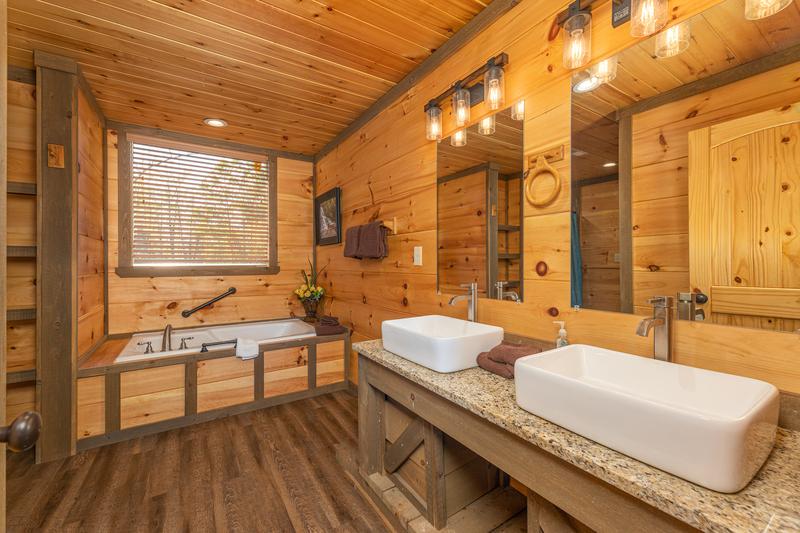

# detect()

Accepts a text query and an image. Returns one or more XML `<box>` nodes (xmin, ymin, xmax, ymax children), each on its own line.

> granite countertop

<box><xmin>354</xmin><ymin>339</ymin><xmax>800</xmax><ymax>533</ymax></box>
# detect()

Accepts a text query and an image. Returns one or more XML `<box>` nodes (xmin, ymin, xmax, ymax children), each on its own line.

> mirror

<box><xmin>571</xmin><ymin>0</ymin><xmax>800</xmax><ymax>332</ymax></box>
<box><xmin>437</xmin><ymin>107</ymin><xmax>524</xmax><ymax>300</ymax></box>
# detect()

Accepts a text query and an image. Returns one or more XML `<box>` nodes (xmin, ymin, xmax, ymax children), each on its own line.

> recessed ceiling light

<box><xmin>572</xmin><ymin>74</ymin><xmax>601</xmax><ymax>94</ymax></box>
<box><xmin>203</xmin><ymin>118</ymin><xmax>228</xmax><ymax>128</ymax></box>
<box><xmin>603</xmin><ymin>162</ymin><xmax>618</xmax><ymax>168</ymax></box>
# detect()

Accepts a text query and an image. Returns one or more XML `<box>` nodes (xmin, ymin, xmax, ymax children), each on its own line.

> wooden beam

<box><xmin>184</xmin><ymin>360</ymin><xmax>197</xmax><ymax>416</ymax></box>
<box><xmin>1</xmin><ymin>0</ymin><xmax>8</xmax><ymax>519</ymax></box>
<box><xmin>7</xmin><ymin>308</ymin><xmax>35</xmax><ymax>322</ymax></box>
<box><xmin>7</xmin><ymin>181</ymin><xmax>36</xmax><ymax>195</ymax></box>
<box><xmin>35</xmin><ymin>55</ymin><xmax>79</xmax><ymax>462</ymax></box>
<box><xmin>7</xmin><ymin>246</ymin><xmax>36</xmax><ymax>258</ymax></box>
<box><xmin>358</xmin><ymin>358</ymin><xmax>385</xmax><ymax>476</ymax></box>
<box><xmin>33</xmin><ymin>50</ymin><xmax>77</xmax><ymax>74</ymax></box>
<box><xmin>314</xmin><ymin>0</ymin><xmax>522</xmax><ymax>161</ymax></box>
<box><xmin>618</xmin><ymin>114</ymin><xmax>633</xmax><ymax>313</ymax></box>
<box><xmin>8</xmin><ymin>64</ymin><xmax>34</xmax><ymax>85</ymax></box>
<box><xmin>253</xmin><ymin>353</ymin><xmax>264</xmax><ymax>400</ymax></box>
<box><xmin>307</xmin><ymin>343</ymin><xmax>317</xmax><ymax>390</ymax></box>
<box><xmin>7</xmin><ymin>370</ymin><xmax>36</xmax><ymax>385</ymax></box>
<box><xmin>383</xmin><ymin>417</ymin><xmax>424</xmax><ymax>473</ymax></box>
<box><xmin>423</xmin><ymin>421</ymin><xmax>446</xmax><ymax>528</ymax></box>
<box><xmin>104</xmin><ymin>372</ymin><xmax>120</xmax><ymax>433</ymax></box>
<box><xmin>76</xmin><ymin>67</ymin><xmax>106</xmax><ymax>129</ymax></box>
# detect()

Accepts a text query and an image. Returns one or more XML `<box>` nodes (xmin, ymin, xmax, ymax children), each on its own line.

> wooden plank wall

<box><xmin>76</xmin><ymin>87</ymin><xmax>105</xmax><ymax>357</ymax></box>
<box><xmin>580</xmin><ymin>180</ymin><xmax>620</xmax><ymax>312</ymax></box>
<box><xmin>106</xmin><ymin>134</ymin><xmax>314</xmax><ymax>333</ymax></box>
<box><xmin>316</xmin><ymin>0</ymin><xmax>800</xmax><ymax>395</ymax></box>
<box><xmin>630</xmin><ymin>60</ymin><xmax>800</xmax><ymax>316</ymax></box>
<box><xmin>5</xmin><ymin>77</ymin><xmax>36</xmax><ymax>423</ymax></box>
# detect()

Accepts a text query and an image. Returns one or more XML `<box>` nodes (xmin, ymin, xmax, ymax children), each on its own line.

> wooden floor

<box><xmin>7</xmin><ymin>391</ymin><xmax>391</xmax><ymax>532</ymax></box>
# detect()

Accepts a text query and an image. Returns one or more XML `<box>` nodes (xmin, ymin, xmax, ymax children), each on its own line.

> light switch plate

<box><xmin>413</xmin><ymin>246</ymin><xmax>423</xmax><ymax>266</ymax></box>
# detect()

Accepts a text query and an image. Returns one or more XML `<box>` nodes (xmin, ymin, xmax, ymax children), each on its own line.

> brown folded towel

<box><xmin>486</xmin><ymin>342</ymin><xmax>542</xmax><ymax>366</ymax></box>
<box><xmin>355</xmin><ymin>221</ymin><xmax>389</xmax><ymax>259</ymax></box>
<box><xmin>315</xmin><ymin>315</ymin><xmax>346</xmax><ymax>336</ymax></box>
<box><xmin>344</xmin><ymin>226</ymin><xmax>362</xmax><ymax>258</ymax></box>
<box><xmin>318</xmin><ymin>315</ymin><xmax>340</xmax><ymax>326</ymax></box>
<box><xmin>477</xmin><ymin>352</ymin><xmax>514</xmax><ymax>379</ymax></box>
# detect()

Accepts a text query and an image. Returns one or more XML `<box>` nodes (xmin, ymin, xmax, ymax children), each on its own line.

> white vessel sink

<box><xmin>382</xmin><ymin>315</ymin><xmax>503</xmax><ymax>373</ymax></box>
<box><xmin>514</xmin><ymin>344</ymin><xmax>779</xmax><ymax>493</ymax></box>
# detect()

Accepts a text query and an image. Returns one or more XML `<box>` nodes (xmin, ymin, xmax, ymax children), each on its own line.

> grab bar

<box><xmin>182</xmin><ymin>287</ymin><xmax>237</xmax><ymax>318</ymax></box>
<box><xmin>200</xmin><ymin>339</ymin><xmax>238</xmax><ymax>353</ymax></box>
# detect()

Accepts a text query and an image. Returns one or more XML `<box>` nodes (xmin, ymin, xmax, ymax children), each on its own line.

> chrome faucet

<box><xmin>449</xmin><ymin>283</ymin><xmax>478</xmax><ymax>322</ymax></box>
<box><xmin>494</xmin><ymin>281</ymin><xmax>520</xmax><ymax>302</ymax></box>
<box><xmin>636</xmin><ymin>296</ymin><xmax>673</xmax><ymax>362</ymax></box>
<box><xmin>161</xmin><ymin>324</ymin><xmax>173</xmax><ymax>352</ymax></box>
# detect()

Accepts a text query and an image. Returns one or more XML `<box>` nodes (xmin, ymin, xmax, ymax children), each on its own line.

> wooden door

<box><xmin>688</xmin><ymin>104</ymin><xmax>800</xmax><ymax>331</ymax></box>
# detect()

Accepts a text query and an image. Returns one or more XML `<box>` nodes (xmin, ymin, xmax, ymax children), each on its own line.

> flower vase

<box><xmin>301</xmin><ymin>299</ymin><xmax>321</xmax><ymax>322</ymax></box>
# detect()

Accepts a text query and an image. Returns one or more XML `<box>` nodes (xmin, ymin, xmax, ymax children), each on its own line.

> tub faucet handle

<box><xmin>179</xmin><ymin>336</ymin><xmax>194</xmax><ymax>350</ymax></box>
<box><xmin>137</xmin><ymin>341</ymin><xmax>154</xmax><ymax>354</ymax></box>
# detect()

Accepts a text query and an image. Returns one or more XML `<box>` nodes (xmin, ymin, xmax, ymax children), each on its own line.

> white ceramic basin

<box><xmin>515</xmin><ymin>344</ymin><xmax>779</xmax><ymax>493</ymax></box>
<box><xmin>382</xmin><ymin>315</ymin><xmax>503</xmax><ymax>373</ymax></box>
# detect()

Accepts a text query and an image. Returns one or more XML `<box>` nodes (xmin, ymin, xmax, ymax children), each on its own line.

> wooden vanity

<box><xmin>355</xmin><ymin>341</ymin><xmax>800</xmax><ymax>533</ymax></box>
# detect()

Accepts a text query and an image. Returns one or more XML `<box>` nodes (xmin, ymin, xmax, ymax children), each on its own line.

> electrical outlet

<box><xmin>413</xmin><ymin>246</ymin><xmax>423</xmax><ymax>266</ymax></box>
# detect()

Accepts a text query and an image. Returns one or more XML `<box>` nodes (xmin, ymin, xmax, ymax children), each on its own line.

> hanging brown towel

<box><xmin>355</xmin><ymin>221</ymin><xmax>389</xmax><ymax>259</ymax></box>
<box><xmin>344</xmin><ymin>225</ymin><xmax>362</xmax><ymax>258</ymax></box>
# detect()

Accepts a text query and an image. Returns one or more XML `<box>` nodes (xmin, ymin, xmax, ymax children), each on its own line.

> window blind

<box><xmin>130</xmin><ymin>140</ymin><xmax>271</xmax><ymax>267</ymax></box>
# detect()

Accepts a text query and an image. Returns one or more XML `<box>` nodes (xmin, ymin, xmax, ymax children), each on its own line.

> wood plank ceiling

<box><xmin>7</xmin><ymin>0</ymin><xmax>489</xmax><ymax>155</ymax></box>
<box><xmin>572</xmin><ymin>0</ymin><xmax>800</xmax><ymax>181</ymax></box>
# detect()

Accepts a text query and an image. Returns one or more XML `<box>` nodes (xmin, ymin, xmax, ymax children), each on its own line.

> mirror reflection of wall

<box><xmin>437</xmin><ymin>107</ymin><xmax>524</xmax><ymax>300</ymax></box>
<box><xmin>570</xmin><ymin>0</ymin><xmax>800</xmax><ymax>333</ymax></box>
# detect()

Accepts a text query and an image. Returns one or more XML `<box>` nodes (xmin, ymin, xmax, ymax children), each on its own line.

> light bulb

<box><xmin>563</xmin><ymin>13</ymin><xmax>592</xmax><ymax>70</ymax></box>
<box><xmin>745</xmin><ymin>0</ymin><xmax>791</xmax><ymax>19</ymax></box>
<box><xmin>589</xmin><ymin>56</ymin><xmax>617</xmax><ymax>83</ymax></box>
<box><xmin>425</xmin><ymin>104</ymin><xmax>442</xmax><ymax>141</ymax></box>
<box><xmin>511</xmin><ymin>100</ymin><xmax>525</xmax><ymax>121</ymax></box>
<box><xmin>655</xmin><ymin>22</ymin><xmax>691</xmax><ymax>58</ymax></box>
<box><xmin>453</xmin><ymin>87</ymin><xmax>470</xmax><ymax>127</ymax></box>
<box><xmin>631</xmin><ymin>0</ymin><xmax>668</xmax><ymax>37</ymax></box>
<box><xmin>478</xmin><ymin>115</ymin><xmax>495</xmax><ymax>135</ymax></box>
<box><xmin>484</xmin><ymin>64</ymin><xmax>505</xmax><ymax>111</ymax></box>
<box><xmin>451</xmin><ymin>129</ymin><xmax>467</xmax><ymax>147</ymax></box>
<box><xmin>572</xmin><ymin>72</ymin><xmax>601</xmax><ymax>94</ymax></box>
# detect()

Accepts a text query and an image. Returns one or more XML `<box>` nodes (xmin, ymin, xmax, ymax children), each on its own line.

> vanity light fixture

<box><xmin>484</xmin><ymin>59</ymin><xmax>505</xmax><ymax>111</ymax></box>
<box><xmin>563</xmin><ymin>11</ymin><xmax>592</xmax><ymax>69</ymax></box>
<box><xmin>630</xmin><ymin>0</ymin><xmax>668</xmax><ymax>37</ymax></box>
<box><xmin>425</xmin><ymin>102</ymin><xmax>443</xmax><ymax>141</ymax></box>
<box><xmin>453</xmin><ymin>84</ymin><xmax>471</xmax><ymax>127</ymax></box>
<box><xmin>589</xmin><ymin>56</ymin><xmax>618</xmax><ymax>83</ymax></box>
<box><xmin>655</xmin><ymin>21</ymin><xmax>691</xmax><ymax>58</ymax></box>
<box><xmin>745</xmin><ymin>0</ymin><xmax>792</xmax><ymax>20</ymax></box>
<box><xmin>478</xmin><ymin>115</ymin><xmax>496</xmax><ymax>135</ymax></box>
<box><xmin>511</xmin><ymin>100</ymin><xmax>525</xmax><ymax>121</ymax></box>
<box><xmin>451</xmin><ymin>128</ymin><xmax>467</xmax><ymax>147</ymax></box>
<box><xmin>203</xmin><ymin>117</ymin><xmax>228</xmax><ymax>128</ymax></box>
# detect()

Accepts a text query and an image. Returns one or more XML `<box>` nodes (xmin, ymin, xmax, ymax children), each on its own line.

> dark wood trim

<box><xmin>618</xmin><ymin>115</ymin><xmax>633</xmax><ymax>313</ymax></box>
<box><xmin>574</xmin><ymin>173</ymin><xmax>619</xmax><ymax>188</ymax></box>
<box><xmin>361</xmin><ymin>357</ymin><xmax>696</xmax><ymax>533</ymax></box>
<box><xmin>497</xmin><ymin>224</ymin><xmax>520</xmax><ymax>232</ymax></box>
<box><xmin>7</xmin><ymin>308</ymin><xmax>35</xmax><ymax>321</ymax></box>
<box><xmin>102</xmin><ymin>128</ymin><xmax>109</xmax><ymax>337</ymax></box>
<box><xmin>314</xmin><ymin>0</ymin><xmax>522</xmax><ymax>161</ymax></box>
<box><xmin>7</xmin><ymin>246</ymin><xmax>36</xmax><ymax>258</ymax></box>
<box><xmin>184</xmin><ymin>360</ymin><xmax>197</xmax><ymax>416</ymax></box>
<box><xmin>8</xmin><ymin>64</ymin><xmax>35</xmax><ymax>85</ymax></box>
<box><xmin>619</xmin><ymin>43</ymin><xmax>800</xmax><ymax>118</ymax></box>
<box><xmin>487</xmin><ymin>165</ymin><xmax>499</xmax><ymax>298</ymax></box>
<box><xmin>1</xmin><ymin>7</ymin><xmax>7</xmax><ymax>504</ymax></box>
<box><xmin>7</xmin><ymin>369</ymin><xmax>36</xmax><ymax>384</ymax></box>
<box><xmin>104</xmin><ymin>372</ymin><xmax>120</xmax><ymax>433</ymax></box>
<box><xmin>7</xmin><ymin>181</ymin><xmax>36</xmax><ymax>195</ymax></box>
<box><xmin>36</xmin><ymin>61</ymin><xmax>79</xmax><ymax>462</ymax></box>
<box><xmin>307</xmin><ymin>343</ymin><xmax>317</xmax><ymax>390</ymax></box>
<box><xmin>268</xmin><ymin>152</ymin><xmax>279</xmax><ymax>267</ymax></box>
<box><xmin>253</xmin><ymin>353</ymin><xmax>264</xmax><ymax>400</ymax></box>
<box><xmin>76</xmin><ymin>67</ymin><xmax>106</xmax><ymax>129</ymax></box>
<box><xmin>114</xmin><ymin>265</ymin><xmax>281</xmax><ymax>278</ymax></box>
<box><xmin>33</xmin><ymin>50</ymin><xmax>77</xmax><ymax>74</ymax></box>
<box><xmin>116</xmin><ymin>125</ymin><xmax>132</xmax><ymax>271</ymax></box>
<box><xmin>358</xmin><ymin>358</ymin><xmax>385</xmax><ymax>476</ymax></box>
<box><xmin>383</xmin><ymin>417</ymin><xmax>424</xmax><ymax>473</ymax></box>
<box><xmin>423</xmin><ymin>421</ymin><xmax>446</xmax><ymax>529</ymax></box>
<box><xmin>77</xmin><ymin>381</ymin><xmax>349</xmax><ymax>451</ymax></box>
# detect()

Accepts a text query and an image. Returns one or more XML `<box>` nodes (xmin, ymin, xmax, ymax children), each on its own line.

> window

<box><xmin>116</xmin><ymin>126</ymin><xmax>278</xmax><ymax>277</ymax></box>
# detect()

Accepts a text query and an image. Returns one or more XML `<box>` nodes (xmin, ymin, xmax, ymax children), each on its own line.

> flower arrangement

<box><xmin>294</xmin><ymin>260</ymin><xmax>326</xmax><ymax>320</ymax></box>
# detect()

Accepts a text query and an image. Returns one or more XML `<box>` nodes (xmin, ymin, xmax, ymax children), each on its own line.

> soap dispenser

<box><xmin>553</xmin><ymin>321</ymin><xmax>569</xmax><ymax>348</ymax></box>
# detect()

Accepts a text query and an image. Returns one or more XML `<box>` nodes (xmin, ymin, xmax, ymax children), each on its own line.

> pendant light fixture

<box><xmin>745</xmin><ymin>0</ymin><xmax>792</xmax><ymax>19</ymax></box>
<box><xmin>425</xmin><ymin>102</ymin><xmax>442</xmax><ymax>141</ymax></box>
<box><xmin>563</xmin><ymin>11</ymin><xmax>592</xmax><ymax>69</ymax></box>
<box><xmin>511</xmin><ymin>100</ymin><xmax>525</xmax><ymax>121</ymax></box>
<box><xmin>484</xmin><ymin>59</ymin><xmax>506</xmax><ymax>111</ymax></box>
<box><xmin>589</xmin><ymin>56</ymin><xmax>617</xmax><ymax>84</ymax></box>
<box><xmin>631</xmin><ymin>0</ymin><xmax>668</xmax><ymax>37</ymax></box>
<box><xmin>453</xmin><ymin>84</ymin><xmax>471</xmax><ymax>127</ymax></box>
<box><xmin>451</xmin><ymin>129</ymin><xmax>467</xmax><ymax>147</ymax></box>
<box><xmin>478</xmin><ymin>115</ymin><xmax>496</xmax><ymax>135</ymax></box>
<box><xmin>655</xmin><ymin>22</ymin><xmax>691</xmax><ymax>58</ymax></box>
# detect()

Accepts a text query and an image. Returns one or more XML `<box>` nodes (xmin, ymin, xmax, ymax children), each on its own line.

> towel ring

<box><xmin>525</xmin><ymin>156</ymin><xmax>561</xmax><ymax>208</ymax></box>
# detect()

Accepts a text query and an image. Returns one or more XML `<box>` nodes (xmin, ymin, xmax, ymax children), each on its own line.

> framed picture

<box><xmin>315</xmin><ymin>187</ymin><xmax>341</xmax><ymax>246</ymax></box>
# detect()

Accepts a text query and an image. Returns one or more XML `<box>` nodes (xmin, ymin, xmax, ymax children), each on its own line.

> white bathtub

<box><xmin>114</xmin><ymin>319</ymin><xmax>317</xmax><ymax>364</ymax></box>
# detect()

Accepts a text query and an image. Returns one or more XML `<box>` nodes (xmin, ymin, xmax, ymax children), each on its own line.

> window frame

<box><xmin>115</xmin><ymin>123</ymin><xmax>279</xmax><ymax>278</ymax></box>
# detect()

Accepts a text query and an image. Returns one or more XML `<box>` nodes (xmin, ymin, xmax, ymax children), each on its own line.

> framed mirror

<box><xmin>437</xmin><ymin>106</ymin><xmax>525</xmax><ymax>301</ymax></box>
<box><xmin>571</xmin><ymin>0</ymin><xmax>800</xmax><ymax>332</ymax></box>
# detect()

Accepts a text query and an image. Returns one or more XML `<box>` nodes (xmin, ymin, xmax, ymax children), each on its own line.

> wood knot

<box><xmin>547</xmin><ymin>307</ymin><xmax>560</xmax><ymax>317</ymax></box>
<box><xmin>648</xmin><ymin>264</ymin><xmax>660</xmax><ymax>272</ymax></box>
<box><xmin>166</xmin><ymin>302</ymin><xmax>178</xmax><ymax>310</ymax></box>
<box><xmin>535</xmin><ymin>261</ymin><xmax>548</xmax><ymax>277</ymax></box>
<box><xmin>734</xmin><ymin>276</ymin><xmax>742</xmax><ymax>284</ymax></box>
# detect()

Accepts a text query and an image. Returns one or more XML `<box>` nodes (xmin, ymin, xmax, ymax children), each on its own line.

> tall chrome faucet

<box><xmin>449</xmin><ymin>283</ymin><xmax>478</xmax><ymax>322</ymax></box>
<box><xmin>636</xmin><ymin>296</ymin><xmax>673</xmax><ymax>362</ymax></box>
<box><xmin>161</xmin><ymin>324</ymin><xmax>173</xmax><ymax>352</ymax></box>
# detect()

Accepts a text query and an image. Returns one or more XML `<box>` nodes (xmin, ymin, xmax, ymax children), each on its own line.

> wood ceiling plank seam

<box><xmin>81</xmin><ymin>69</ymin><xmax>353</xmax><ymax>129</ymax></box>
<box><xmin>8</xmin><ymin>7</ymin><xmax>387</xmax><ymax>102</ymax></box>
<box><xmin>367</xmin><ymin>0</ymin><xmax>467</xmax><ymax>37</ymax></box>
<box><xmin>417</xmin><ymin>0</ymin><xmax>489</xmax><ymax>25</ymax></box>
<box><xmin>97</xmin><ymin>0</ymin><xmax>410</xmax><ymax>84</ymax></box>
<box><xmin>249</xmin><ymin>0</ymin><xmax>434</xmax><ymax>62</ymax></box>
<box><xmin>752</xmin><ymin>1</ymin><xmax>800</xmax><ymax>50</ymax></box>
<box><xmin>195</xmin><ymin>0</ymin><xmax>425</xmax><ymax>73</ymax></box>
<box><xmin>363</xmin><ymin>0</ymin><xmax>463</xmax><ymax>40</ymax></box>
<box><xmin>7</xmin><ymin>25</ymin><xmax>373</xmax><ymax>112</ymax></box>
